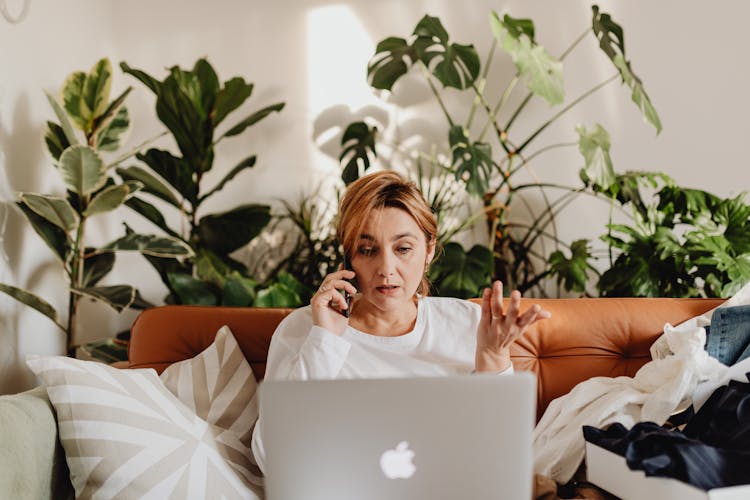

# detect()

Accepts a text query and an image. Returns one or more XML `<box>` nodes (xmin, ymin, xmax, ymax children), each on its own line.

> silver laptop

<box><xmin>259</xmin><ymin>373</ymin><xmax>536</xmax><ymax>500</ymax></box>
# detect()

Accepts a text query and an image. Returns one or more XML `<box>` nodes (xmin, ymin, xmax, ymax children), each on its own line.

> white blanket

<box><xmin>532</xmin><ymin>282</ymin><xmax>750</xmax><ymax>483</ymax></box>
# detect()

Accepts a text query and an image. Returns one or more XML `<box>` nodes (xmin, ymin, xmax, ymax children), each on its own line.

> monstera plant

<box><xmin>0</xmin><ymin>58</ymin><xmax>192</xmax><ymax>354</ymax></box>
<box><xmin>117</xmin><ymin>59</ymin><xmax>287</xmax><ymax>306</ymax></box>
<box><xmin>334</xmin><ymin>5</ymin><xmax>663</xmax><ymax>298</ymax></box>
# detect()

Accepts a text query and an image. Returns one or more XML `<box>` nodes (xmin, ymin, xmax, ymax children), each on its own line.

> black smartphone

<box><xmin>338</xmin><ymin>256</ymin><xmax>354</xmax><ymax>318</ymax></box>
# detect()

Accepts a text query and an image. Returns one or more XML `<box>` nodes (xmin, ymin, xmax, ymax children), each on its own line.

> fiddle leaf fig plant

<box><xmin>0</xmin><ymin>58</ymin><xmax>193</xmax><ymax>354</ymax></box>
<box><xmin>336</xmin><ymin>5</ymin><xmax>664</xmax><ymax>297</ymax></box>
<box><xmin>119</xmin><ymin>59</ymin><xmax>284</xmax><ymax>305</ymax></box>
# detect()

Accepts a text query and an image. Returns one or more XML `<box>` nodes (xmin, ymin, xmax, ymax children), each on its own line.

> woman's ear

<box><xmin>426</xmin><ymin>238</ymin><xmax>436</xmax><ymax>266</ymax></box>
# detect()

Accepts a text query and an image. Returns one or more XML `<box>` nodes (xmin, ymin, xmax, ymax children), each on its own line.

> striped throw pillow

<box><xmin>160</xmin><ymin>325</ymin><xmax>263</xmax><ymax>484</ymax></box>
<box><xmin>26</xmin><ymin>355</ymin><xmax>262</xmax><ymax>499</ymax></box>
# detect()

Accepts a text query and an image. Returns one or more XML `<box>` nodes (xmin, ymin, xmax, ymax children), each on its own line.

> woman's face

<box><xmin>349</xmin><ymin>206</ymin><xmax>435</xmax><ymax>313</ymax></box>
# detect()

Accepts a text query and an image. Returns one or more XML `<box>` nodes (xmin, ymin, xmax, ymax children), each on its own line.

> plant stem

<box><xmin>467</xmin><ymin>40</ymin><xmax>497</xmax><ymax>130</ymax></box>
<box><xmin>507</xmin><ymin>142</ymin><xmax>578</xmax><ymax>179</ymax></box>
<box><xmin>515</xmin><ymin>73</ymin><xmax>619</xmax><ymax>155</ymax></box>
<box><xmin>419</xmin><ymin>63</ymin><xmax>455</xmax><ymax>127</ymax></box>
<box><xmin>66</xmin><ymin>212</ymin><xmax>87</xmax><ymax>355</ymax></box>
<box><xmin>107</xmin><ymin>130</ymin><xmax>169</xmax><ymax>169</ymax></box>
<box><xmin>479</xmin><ymin>74</ymin><xmax>520</xmax><ymax>143</ymax></box>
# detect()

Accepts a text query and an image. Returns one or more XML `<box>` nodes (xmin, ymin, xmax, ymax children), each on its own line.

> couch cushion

<box><xmin>26</xmin><ymin>355</ymin><xmax>261</xmax><ymax>499</ymax></box>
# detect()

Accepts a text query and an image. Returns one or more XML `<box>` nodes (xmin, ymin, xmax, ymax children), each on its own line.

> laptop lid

<box><xmin>259</xmin><ymin>373</ymin><xmax>536</xmax><ymax>500</ymax></box>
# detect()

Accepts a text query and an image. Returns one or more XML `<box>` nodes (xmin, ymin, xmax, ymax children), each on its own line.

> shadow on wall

<box><xmin>0</xmin><ymin>91</ymin><xmax>60</xmax><ymax>394</ymax></box>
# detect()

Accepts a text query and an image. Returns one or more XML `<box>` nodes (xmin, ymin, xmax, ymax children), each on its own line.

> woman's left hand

<box><xmin>475</xmin><ymin>281</ymin><xmax>551</xmax><ymax>373</ymax></box>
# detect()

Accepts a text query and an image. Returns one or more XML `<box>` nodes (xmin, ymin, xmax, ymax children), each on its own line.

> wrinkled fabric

<box><xmin>684</xmin><ymin>376</ymin><xmax>750</xmax><ymax>449</ymax></box>
<box><xmin>533</xmin><ymin>322</ymin><xmax>727</xmax><ymax>483</ymax></box>
<box><xmin>583</xmin><ymin>420</ymin><xmax>750</xmax><ymax>491</ymax></box>
<box><xmin>706</xmin><ymin>305</ymin><xmax>750</xmax><ymax>366</ymax></box>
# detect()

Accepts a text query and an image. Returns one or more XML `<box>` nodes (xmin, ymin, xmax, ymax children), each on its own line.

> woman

<box><xmin>251</xmin><ymin>170</ymin><xmax>550</xmax><ymax>471</ymax></box>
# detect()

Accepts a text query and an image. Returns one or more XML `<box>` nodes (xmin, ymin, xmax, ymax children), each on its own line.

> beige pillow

<box><xmin>27</xmin><ymin>355</ymin><xmax>261</xmax><ymax>499</ymax></box>
<box><xmin>160</xmin><ymin>325</ymin><xmax>262</xmax><ymax>484</ymax></box>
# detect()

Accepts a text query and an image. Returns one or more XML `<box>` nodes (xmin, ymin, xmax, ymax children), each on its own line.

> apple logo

<box><xmin>379</xmin><ymin>441</ymin><xmax>416</xmax><ymax>479</ymax></box>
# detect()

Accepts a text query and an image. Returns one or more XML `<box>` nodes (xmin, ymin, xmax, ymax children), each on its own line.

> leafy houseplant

<box><xmin>0</xmin><ymin>58</ymin><xmax>192</xmax><ymax>354</ymax></box>
<box><xmin>334</xmin><ymin>5</ymin><xmax>663</xmax><ymax>298</ymax></box>
<box><xmin>118</xmin><ymin>59</ymin><xmax>285</xmax><ymax>306</ymax></box>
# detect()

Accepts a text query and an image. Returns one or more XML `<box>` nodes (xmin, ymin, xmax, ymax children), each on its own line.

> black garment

<box><xmin>584</xmin><ymin>377</ymin><xmax>750</xmax><ymax>492</ymax></box>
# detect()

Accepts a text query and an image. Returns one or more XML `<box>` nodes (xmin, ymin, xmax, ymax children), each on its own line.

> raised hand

<box><xmin>475</xmin><ymin>281</ymin><xmax>551</xmax><ymax>373</ymax></box>
<box><xmin>310</xmin><ymin>266</ymin><xmax>357</xmax><ymax>336</ymax></box>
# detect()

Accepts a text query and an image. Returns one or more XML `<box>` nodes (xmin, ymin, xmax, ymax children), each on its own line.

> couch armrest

<box><xmin>0</xmin><ymin>387</ymin><xmax>74</xmax><ymax>500</ymax></box>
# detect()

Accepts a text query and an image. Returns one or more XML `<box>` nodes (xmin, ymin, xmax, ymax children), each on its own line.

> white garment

<box><xmin>251</xmin><ymin>296</ymin><xmax>512</xmax><ymax>474</ymax></box>
<box><xmin>533</xmin><ymin>281</ymin><xmax>750</xmax><ymax>484</ymax></box>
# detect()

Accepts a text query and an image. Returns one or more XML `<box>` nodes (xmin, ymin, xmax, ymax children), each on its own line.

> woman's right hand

<box><xmin>311</xmin><ymin>267</ymin><xmax>357</xmax><ymax>336</ymax></box>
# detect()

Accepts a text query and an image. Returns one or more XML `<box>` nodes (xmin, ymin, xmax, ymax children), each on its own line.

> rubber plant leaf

<box><xmin>0</xmin><ymin>283</ymin><xmax>62</xmax><ymax>329</ymax></box>
<box><xmin>16</xmin><ymin>202</ymin><xmax>68</xmax><ymax>262</ymax></box>
<box><xmin>45</xmin><ymin>92</ymin><xmax>79</xmax><ymax>146</ymax></box>
<box><xmin>592</xmin><ymin>5</ymin><xmax>662</xmax><ymax>133</ymax></box>
<box><xmin>99</xmin><ymin>232</ymin><xmax>193</xmax><ymax>258</ymax></box>
<box><xmin>58</xmin><ymin>145</ymin><xmax>108</xmax><ymax>197</ymax></box>
<box><xmin>18</xmin><ymin>193</ymin><xmax>79</xmax><ymax>233</ymax></box>
<box><xmin>85</xmin><ymin>181</ymin><xmax>143</xmax><ymax>217</ymax></box>
<box><xmin>116</xmin><ymin>165</ymin><xmax>181</xmax><ymax>208</ymax></box>
<box><xmin>490</xmin><ymin>11</ymin><xmax>563</xmax><ymax>106</ymax></box>
<box><xmin>73</xmin><ymin>285</ymin><xmax>136</xmax><ymax>313</ymax></box>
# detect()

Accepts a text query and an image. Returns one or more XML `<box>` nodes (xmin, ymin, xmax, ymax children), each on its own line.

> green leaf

<box><xmin>254</xmin><ymin>272</ymin><xmax>305</xmax><ymax>307</ymax></box>
<box><xmin>82</xmin><ymin>251</ymin><xmax>115</xmax><ymax>287</ymax></box>
<box><xmin>197</xmin><ymin>204</ymin><xmax>271</xmax><ymax>254</ymax></box>
<box><xmin>44</xmin><ymin>121</ymin><xmax>70</xmax><ymax>161</ymax></box>
<box><xmin>490</xmin><ymin>11</ymin><xmax>563</xmax><ymax>106</ymax></box>
<box><xmin>213</xmin><ymin>77</ymin><xmax>254</xmax><ymax>126</ymax></box>
<box><xmin>367</xmin><ymin>37</ymin><xmax>417</xmax><ymax>90</ymax></box>
<box><xmin>429</xmin><ymin>242</ymin><xmax>493</xmax><ymax>299</ymax></box>
<box><xmin>449</xmin><ymin>125</ymin><xmax>493</xmax><ymax>197</ymax></box>
<box><xmin>58</xmin><ymin>145</ymin><xmax>107</xmax><ymax>197</ymax></box>
<box><xmin>167</xmin><ymin>272</ymin><xmax>219</xmax><ymax>305</ymax></box>
<box><xmin>100</xmin><ymin>232</ymin><xmax>193</xmax><ymax>258</ymax></box>
<box><xmin>96</xmin><ymin>105</ymin><xmax>130</xmax><ymax>152</ymax></box>
<box><xmin>592</xmin><ymin>6</ymin><xmax>662</xmax><ymax>134</ymax></box>
<box><xmin>85</xmin><ymin>181</ymin><xmax>142</xmax><ymax>217</ymax></box>
<box><xmin>413</xmin><ymin>15</ymin><xmax>480</xmax><ymax>90</ymax></box>
<box><xmin>61</xmin><ymin>71</ymin><xmax>88</xmax><ymax>130</ymax></box>
<box><xmin>16</xmin><ymin>202</ymin><xmax>69</xmax><ymax>262</ymax></box>
<box><xmin>116</xmin><ymin>165</ymin><xmax>181</xmax><ymax>208</ymax></box>
<box><xmin>120</xmin><ymin>61</ymin><xmax>162</xmax><ymax>95</ymax></box>
<box><xmin>222</xmin><ymin>102</ymin><xmax>285</xmax><ymax>138</ymax></box>
<box><xmin>548</xmin><ymin>239</ymin><xmax>593</xmax><ymax>293</ymax></box>
<box><xmin>339</xmin><ymin>122</ymin><xmax>378</xmax><ymax>185</ymax></box>
<box><xmin>92</xmin><ymin>86</ymin><xmax>131</xmax><ymax>137</ymax></box>
<box><xmin>193</xmin><ymin>59</ymin><xmax>220</xmax><ymax>119</ymax></box>
<box><xmin>195</xmin><ymin>248</ymin><xmax>233</xmax><ymax>289</ymax></box>
<box><xmin>83</xmin><ymin>58</ymin><xmax>113</xmax><ymax>122</ymax></box>
<box><xmin>18</xmin><ymin>193</ymin><xmax>79</xmax><ymax>233</ymax></box>
<box><xmin>73</xmin><ymin>285</ymin><xmax>136</xmax><ymax>313</ymax></box>
<box><xmin>200</xmin><ymin>155</ymin><xmax>256</xmax><ymax>202</ymax></box>
<box><xmin>222</xmin><ymin>272</ymin><xmax>257</xmax><ymax>306</ymax></box>
<box><xmin>136</xmin><ymin>149</ymin><xmax>197</xmax><ymax>204</ymax></box>
<box><xmin>123</xmin><ymin>197</ymin><xmax>180</xmax><ymax>238</ymax></box>
<box><xmin>45</xmin><ymin>92</ymin><xmax>79</xmax><ymax>146</ymax></box>
<box><xmin>576</xmin><ymin>123</ymin><xmax>615</xmax><ymax>190</ymax></box>
<box><xmin>0</xmin><ymin>283</ymin><xmax>61</xmax><ymax>329</ymax></box>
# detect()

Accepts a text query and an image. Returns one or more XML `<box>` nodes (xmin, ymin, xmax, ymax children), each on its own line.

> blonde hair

<box><xmin>337</xmin><ymin>171</ymin><xmax>439</xmax><ymax>295</ymax></box>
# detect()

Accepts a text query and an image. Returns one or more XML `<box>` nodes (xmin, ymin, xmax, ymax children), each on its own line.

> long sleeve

<box><xmin>251</xmin><ymin>307</ymin><xmax>352</xmax><ymax>474</ymax></box>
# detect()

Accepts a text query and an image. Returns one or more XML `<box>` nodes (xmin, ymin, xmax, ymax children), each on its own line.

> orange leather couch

<box><xmin>128</xmin><ymin>298</ymin><xmax>723</xmax><ymax>420</ymax></box>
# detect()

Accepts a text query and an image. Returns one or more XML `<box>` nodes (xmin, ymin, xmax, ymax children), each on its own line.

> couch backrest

<box><xmin>128</xmin><ymin>298</ymin><xmax>723</xmax><ymax>419</ymax></box>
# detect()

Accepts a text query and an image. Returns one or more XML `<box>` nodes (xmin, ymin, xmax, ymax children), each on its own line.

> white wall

<box><xmin>1</xmin><ymin>0</ymin><xmax>748</xmax><ymax>393</ymax></box>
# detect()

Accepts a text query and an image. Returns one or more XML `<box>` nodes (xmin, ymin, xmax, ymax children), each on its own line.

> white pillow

<box><xmin>27</xmin><ymin>355</ymin><xmax>262</xmax><ymax>499</ymax></box>
<box><xmin>160</xmin><ymin>325</ymin><xmax>263</xmax><ymax>483</ymax></box>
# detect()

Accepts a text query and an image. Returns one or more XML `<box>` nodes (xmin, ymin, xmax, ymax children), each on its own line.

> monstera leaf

<box><xmin>367</xmin><ymin>37</ymin><xmax>418</xmax><ymax>90</ymax></box>
<box><xmin>449</xmin><ymin>125</ymin><xmax>493</xmax><ymax>197</ymax></box>
<box><xmin>592</xmin><ymin>6</ymin><xmax>661</xmax><ymax>134</ymax></box>
<box><xmin>490</xmin><ymin>11</ymin><xmax>563</xmax><ymax>106</ymax></box>
<box><xmin>548</xmin><ymin>239</ymin><xmax>593</xmax><ymax>293</ymax></box>
<box><xmin>412</xmin><ymin>15</ymin><xmax>480</xmax><ymax>90</ymax></box>
<box><xmin>339</xmin><ymin>121</ymin><xmax>378</xmax><ymax>184</ymax></box>
<box><xmin>429</xmin><ymin>242</ymin><xmax>493</xmax><ymax>299</ymax></box>
<box><xmin>577</xmin><ymin>124</ymin><xmax>615</xmax><ymax>191</ymax></box>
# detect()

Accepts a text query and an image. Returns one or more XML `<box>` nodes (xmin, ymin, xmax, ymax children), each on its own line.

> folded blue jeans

<box><xmin>705</xmin><ymin>305</ymin><xmax>750</xmax><ymax>366</ymax></box>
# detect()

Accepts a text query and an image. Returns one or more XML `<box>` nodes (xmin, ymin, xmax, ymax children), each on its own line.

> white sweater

<box><xmin>251</xmin><ymin>296</ymin><xmax>512</xmax><ymax>473</ymax></box>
